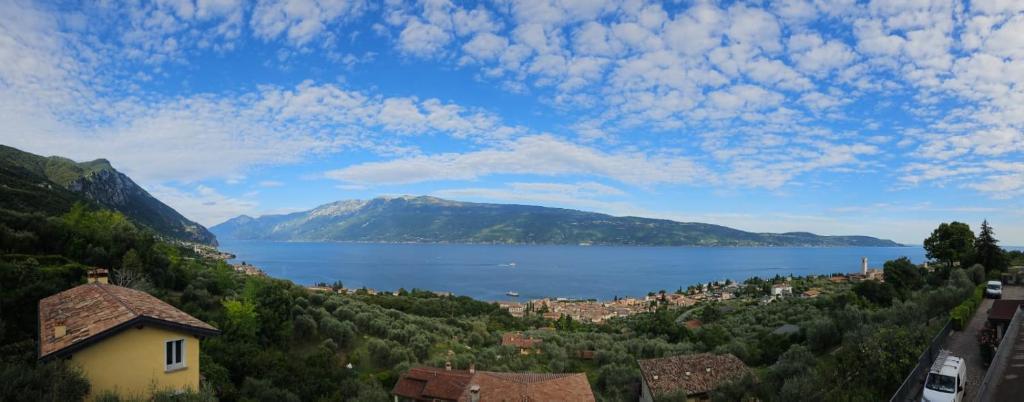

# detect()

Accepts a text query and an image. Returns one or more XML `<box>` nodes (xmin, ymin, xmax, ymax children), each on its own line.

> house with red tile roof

<box><xmin>637</xmin><ymin>353</ymin><xmax>751</xmax><ymax>402</ymax></box>
<box><xmin>392</xmin><ymin>366</ymin><xmax>595</xmax><ymax>402</ymax></box>
<box><xmin>37</xmin><ymin>269</ymin><xmax>219</xmax><ymax>399</ymax></box>
<box><xmin>501</xmin><ymin>331</ymin><xmax>543</xmax><ymax>355</ymax></box>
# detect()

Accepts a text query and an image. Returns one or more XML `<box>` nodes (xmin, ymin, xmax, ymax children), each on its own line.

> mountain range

<box><xmin>212</xmin><ymin>196</ymin><xmax>901</xmax><ymax>247</ymax></box>
<box><xmin>0</xmin><ymin>145</ymin><xmax>217</xmax><ymax>245</ymax></box>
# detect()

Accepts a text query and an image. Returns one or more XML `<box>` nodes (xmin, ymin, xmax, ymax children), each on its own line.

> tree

<box><xmin>882</xmin><ymin>257</ymin><xmax>925</xmax><ymax>298</ymax></box>
<box><xmin>975</xmin><ymin>220</ymin><xmax>1007</xmax><ymax>272</ymax></box>
<box><xmin>924</xmin><ymin>222</ymin><xmax>975</xmax><ymax>268</ymax></box>
<box><xmin>222</xmin><ymin>299</ymin><xmax>260</xmax><ymax>341</ymax></box>
<box><xmin>853</xmin><ymin>280</ymin><xmax>897</xmax><ymax>306</ymax></box>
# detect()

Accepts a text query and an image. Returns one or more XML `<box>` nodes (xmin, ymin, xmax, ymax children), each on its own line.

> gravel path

<box><xmin>941</xmin><ymin>297</ymin><xmax>993</xmax><ymax>400</ymax></box>
<box><xmin>937</xmin><ymin>286</ymin><xmax>1024</xmax><ymax>400</ymax></box>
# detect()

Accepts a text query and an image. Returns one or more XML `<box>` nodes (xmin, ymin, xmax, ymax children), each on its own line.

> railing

<box><xmin>889</xmin><ymin>320</ymin><xmax>953</xmax><ymax>402</ymax></box>
<box><xmin>974</xmin><ymin>307</ymin><xmax>1024</xmax><ymax>401</ymax></box>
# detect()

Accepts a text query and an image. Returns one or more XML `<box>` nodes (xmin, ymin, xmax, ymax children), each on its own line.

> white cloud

<box><xmin>259</xmin><ymin>180</ymin><xmax>286</xmax><ymax>187</ymax></box>
<box><xmin>325</xmin><ymin>135</ymin><xmax>706</xmax><ymax>187</ymax></box>
<box><xmin>250</xmin><ymin>0</ymin><xmax>366</xmax><ymax>45</ymax></box>
<box><xmin>431</xmin><ymin>181</ymin><xmax>644</xmax><ymax>218</ymax></box>
<box><xmin>147</xmin><ymin>184</ymin><xmax>259</xmax><ymax>226</ymax></box>
<box><xmin>397</xmin><ymin>18</ymin><xmax>451</xmax><ymax>56</ymax></box>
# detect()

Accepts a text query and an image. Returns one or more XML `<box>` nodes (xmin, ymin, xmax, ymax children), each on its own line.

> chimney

<box><xmin>469</xmin><ymin>363</ymin><xmax>475</xmax><ymax>374</ymax></box>
<box><xmin>54</xmin><ymin>323</ymin><xmax>67</xmax><ymax>338</ymax></box>
<box><xmin>469</xmin><ymin>384</ymin><xmax>480</xmax><ymax>402</ymax></box>
<box><xmin>861</xmin><ymin>257</ymin><xmax>868</xmax><ymax>275</ymax></box>
<box><xmin>87</xmin><ymin>268</ymin><xmax>109</xmax><ymax>284</ymax></box>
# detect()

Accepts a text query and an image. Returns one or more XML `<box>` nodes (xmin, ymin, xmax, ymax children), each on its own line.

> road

<box><xmin>937</xmin><ymin>285</ymin><xmax>1024</xmax><ymax>401</ymax></box>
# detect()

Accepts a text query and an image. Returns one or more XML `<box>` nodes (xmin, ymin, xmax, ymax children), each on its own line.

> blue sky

<box><xmin>1</xmin><ymin>0</ymin><xmax>1023</xmax><ymax>244</ymax></box>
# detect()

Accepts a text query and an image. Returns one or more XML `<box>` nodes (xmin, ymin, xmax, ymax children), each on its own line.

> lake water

<box><xmin>220</xmin><ymin>240</ymin><xmax>937</xmax><ymax>301</ymax></box>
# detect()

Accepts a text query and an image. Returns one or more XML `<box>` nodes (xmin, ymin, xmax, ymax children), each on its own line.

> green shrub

<box><xmin>950</xmin><ymin>285</ymin><xmax>985</xmax><ymax>330</ymax></box>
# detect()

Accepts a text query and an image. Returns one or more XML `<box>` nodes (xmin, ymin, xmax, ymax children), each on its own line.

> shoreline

<box><xmin>217</xmin><ymin>238</ymin><xmax>912</xmax><ymax>248</ymax></box>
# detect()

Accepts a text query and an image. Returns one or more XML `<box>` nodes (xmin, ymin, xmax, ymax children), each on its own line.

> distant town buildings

<box><xmin>231</xmin><ymin>262</ymin><xmax>266</xmax><ymax>277</ymax></box>
<box><xmin>850</xmin><ymin>257</ymin><xmax>884</xmax><ymax>282</ymax></box>
<box><xmin>770</xmin><ymin>284</ymin><xmax>793</xmax><ymax>297</ymax></box>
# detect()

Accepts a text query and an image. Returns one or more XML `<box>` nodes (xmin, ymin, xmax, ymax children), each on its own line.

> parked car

<box><xmin>922</xmin><ymin>350</ymin><xmax>966</xmax><ymax>402</ymax></box>
<box><xmin>985</xmin><ymin>280</ymin><xmax>1003</xmax><ymax>299</ymax></box>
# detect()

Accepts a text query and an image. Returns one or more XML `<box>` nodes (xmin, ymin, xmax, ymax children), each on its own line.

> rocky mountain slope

<box><xmin>212</xmin><ymin>196</ymin><xmax>900</xmax><ymax>247</ymax></box>
<box><xmin>0</xmin><ymin>145</ymin><xmax>217</xmax><ymax>245</ymax></box>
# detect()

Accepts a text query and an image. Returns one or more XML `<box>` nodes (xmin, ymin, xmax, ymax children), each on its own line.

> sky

<box><xmin>1</xmin><ymin>0</ymin><xmax>1022</xmax><ymax>245</ymax></box>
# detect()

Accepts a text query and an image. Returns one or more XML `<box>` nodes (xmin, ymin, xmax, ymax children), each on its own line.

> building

<box><xmin>392</xmin><ymin>366</ymin><xmax>595</xmax><ymax>402</ymax></box>
<box><xmin>37</xmin><ymin>269</ymin><xmax>220</xmax><ymax>399</ymax></box>
<box><xmin>976</xmin><ymin>306</ymin><xmax>1024</xmax><ymax>401</ymax></box>
<box><xmin>851</xmin><ymin>257</ymin><xmax>884</xmax><ymax>281</ymax></box>
<box><xmin>497</xmin><ymin>302</ymin><xmax>526</xmax><ymax>317</ymax></box>
<box><xmin>637</xmin><ymin>353</ymin><xmax>751</xmax><ymax>402</ymax></box>
<box><xmin>501</xmin><ymin>332</ymin><xmax>543</xmax><ymax>355</ymax></box>
<box><xmin>770</xmin><ymin>284</ymin><xmax>793</xmax><ymax>297</ymax></box>
<box><xmin>801</xmin><ymin>288</ymin><xmax>822</xmax><ymax>298</ymax></box>
<box><xmin>987</xmin><ymin>299</ymin><xmax>1024</xmax><ymax>340</ymax></box>
<box><xmin>828</xmin><ymin>274</ymin><xmax>848</xmax><ymax>283</ymax></box>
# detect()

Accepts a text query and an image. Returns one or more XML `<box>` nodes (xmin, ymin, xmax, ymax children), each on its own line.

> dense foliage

<box><xmin>924</xmin><ymin>221</ymin><xmax>976</xmax><ymax>268</ymax></box>
<box><xmin>0</xmin><ymin>203</ymin><xmax>1005</xmax><ymax>401</ymax></box>
<box><xmin>0</xmin><ymin>144</ymin><xmax>216</xmax><ymax>245</ymax></box>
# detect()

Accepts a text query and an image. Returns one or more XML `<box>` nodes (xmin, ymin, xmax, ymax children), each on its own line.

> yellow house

<box><xmin>38</xmin><ymin>269</ymin><xmax>219</xmax><ymax>399</ymax></box>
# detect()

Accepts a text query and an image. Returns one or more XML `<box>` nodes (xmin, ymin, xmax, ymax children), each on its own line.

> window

<box><xmin>165</xmin><ymin>339</ymin><xmax>185</xmax><ymax>371</ymax></box>
<box><xmin>924</xmin><ymin>373</ymin><xmax>955</xmax><ymax>393</ymax></box>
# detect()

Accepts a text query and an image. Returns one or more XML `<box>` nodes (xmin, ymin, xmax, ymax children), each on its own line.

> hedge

<box><xmin>951</xmin><ymin>284</ymin><xmax>985</xmax><ymax>330</ymax></box>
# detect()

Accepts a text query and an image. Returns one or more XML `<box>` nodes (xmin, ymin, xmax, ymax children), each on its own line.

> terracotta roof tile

<box><xmin>38</xmin><ymin>283</ymin><xmax>219</xmax><ymax>359</ymax></box>
<box><xmin>637</xmin><ymin>353</ymin><xmax>750</xmax><ymax>397</ymax></box>
<box><xmin>391</xmin><ymin>367</ymin><xmax>596</xmax><ymax>402</ymax></box>
<box><xmin>989</xmin><ymin>300</ymin><xmax>1024</xmax><ymax>322</ymax></box>
<box><xmin>502</xmin><ymin>332</ymin><xmax>543</xmax><ymax>349</ymax></box>
<box><xmin>393</xmin><ymin>367</ymin><xmax>473</xmax><ymax>401</ymax></box>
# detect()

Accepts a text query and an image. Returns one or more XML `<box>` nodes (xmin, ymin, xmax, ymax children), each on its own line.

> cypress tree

<box><xmin>975</xmin><ymin>220</ymin><xmax>1007</xmax><ymax>273</ymax></box>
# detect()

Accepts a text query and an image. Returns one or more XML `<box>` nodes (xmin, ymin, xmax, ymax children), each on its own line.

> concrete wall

<box><xmin>70</xmin><ymin>325</ymin><xmax>201</xmax><ymax>400</ymax></box>
<box><xmin>639</xmin><ymin>377</ymin><xmax>653</xmax><ymax>402</ymax></box>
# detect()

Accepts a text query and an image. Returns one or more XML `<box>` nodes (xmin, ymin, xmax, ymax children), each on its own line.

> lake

<box><xmin>220</xmin><ymin>240</ymin><xmax>938</xmax><ymax>301</ymax></box>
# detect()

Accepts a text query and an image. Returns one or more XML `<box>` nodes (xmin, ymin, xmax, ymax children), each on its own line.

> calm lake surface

<box><xmin>221</xmin><ymin>240</ymin><xmax>935</xmax><ymax>301</ymax></box>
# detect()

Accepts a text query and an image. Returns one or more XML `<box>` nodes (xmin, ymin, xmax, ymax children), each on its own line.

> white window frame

<box><xmin>164</xmin><ymin>338</ymin><xmax>186</xmax><ymax>372</ymax></box>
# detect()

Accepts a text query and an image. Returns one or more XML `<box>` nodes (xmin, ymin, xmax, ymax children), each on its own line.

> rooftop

<box><xmin>392</xmin><ymin>367</ymin><xmax>595</xmax><ymax>402</ymax></box>
<box><xmin>637</xmin><ymin>353</ymin><xmax>751</xmax><ymax>397</ymax></box>
<box><xmin>38</xmin><ymin>283</ymin><xmax>219</xmax><ymax>359</ymax></box>
<box><xmin>501</xmin><ymin>332</ymin><xmax>543</xmax><ymax>349</ymax></box>
<box><xmin>988</xmin><ymin>299</ymin><xmax>1024</xmax><ymax>322</ymax></box>
<box><xmin>977</xmin><ymin>307</ymin><xmax>1024</xmax><ymax>401</ymax></box>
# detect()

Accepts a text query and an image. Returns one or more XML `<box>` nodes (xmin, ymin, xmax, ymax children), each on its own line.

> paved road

<box><xmin>938</xmin><ymin>285</ymin><xmax>1024</xmax><ymax>401</ymax></box>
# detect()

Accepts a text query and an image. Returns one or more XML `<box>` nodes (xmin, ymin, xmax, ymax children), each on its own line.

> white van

<box><xmin>922</xmin><ymin>350</ymin><xmax>966</xmax><ymax>402</ymax></box>
<box><xmin>985</xmin><ymin>280</ymin><xmax>1002</xmax><ymax>299</ymax></box>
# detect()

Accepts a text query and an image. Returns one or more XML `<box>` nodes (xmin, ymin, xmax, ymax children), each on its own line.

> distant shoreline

<box><xmin>216</xmin><ymin>238</ymin><xmax>911</xmax><ymax>248</ymax></box>
<box><xmin>215</xmin><ymin>241</ymin><xmax>930</xmax><ymax>302</ymax></box>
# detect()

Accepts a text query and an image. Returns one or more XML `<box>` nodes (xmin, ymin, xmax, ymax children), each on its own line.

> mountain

<box><xmin>212</xmin><ymin>196</ymin><xmax>900</xmax><ymax>247</ymax></box>
<box><xmin>0</xmin><ymin>145</ymin><xmax>217</xmax><ymax>245</ymax></box>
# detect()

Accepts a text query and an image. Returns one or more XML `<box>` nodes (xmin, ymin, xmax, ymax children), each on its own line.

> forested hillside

<box><xmin>0</xmin><ymin>197</ymin><xmax>990</xmax><ymax>401</ymax></box>
<box><xmin>213</xmin><ymin>195</ymin><xmax>901</xmax><ymax>247</ymax></box>
<box><xmin>0</xmin><ymin>145</ymin><xmax>216</xmax><ymax>245</ymax></box>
